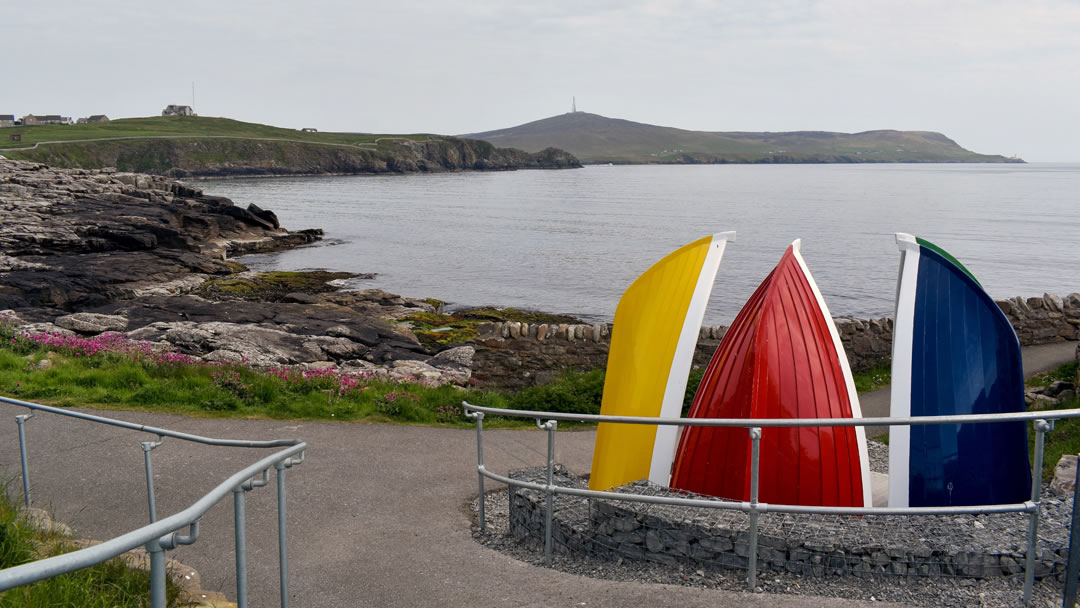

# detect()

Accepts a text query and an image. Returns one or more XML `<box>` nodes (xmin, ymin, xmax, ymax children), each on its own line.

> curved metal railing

<box><xmin>462</xmin><ymin>400</ymin><xmax>1080</xmax><ymax>607</ymax></box>
<box><xmin>0</xmin><ymin>396</ymin><xmax>306</xmax><ymax>608</ymax></box>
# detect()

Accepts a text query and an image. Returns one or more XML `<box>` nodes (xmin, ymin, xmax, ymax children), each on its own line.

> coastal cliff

<box><xmin>9</xmin><ymin>137</ymin><xmax>581</xmax><ymax>178</ymax></box>
<box><xmin>1</xmin><ymin>117</ymin><xmax>581</xmax><ymax>177</ymax></box>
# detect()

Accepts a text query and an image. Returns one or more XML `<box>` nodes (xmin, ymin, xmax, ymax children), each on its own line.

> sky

<box><xmin>4</xmin><ymin>0</ymin><xmax>1079</xmax><ymax>161</ymax></box>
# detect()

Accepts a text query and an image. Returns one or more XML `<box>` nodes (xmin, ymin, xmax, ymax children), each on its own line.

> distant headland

<box><xmin>461</xmin><ymin>111</ymin><xmax>1023</xmax><ymax>165</ymax></box>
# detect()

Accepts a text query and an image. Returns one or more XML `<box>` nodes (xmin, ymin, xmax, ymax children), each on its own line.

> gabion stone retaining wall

<box><xmin>472</xmin><ymin>293</ymin><xmax>1079</xmax><ymax>389</ymax></box>
<box><xmin>507</xmin><ymin>467</ymin><xmax>1072</xmax><ymax>581</ymax></box>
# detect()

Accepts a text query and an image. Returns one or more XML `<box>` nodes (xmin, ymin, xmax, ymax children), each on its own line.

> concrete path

<box><xmin>0</xmin><ymin>341</ymin><xmax>1071</xmax><ymax>607</ymax></box>
<box><xmin>861</xmin><ymin>341</ymin><xmax>1076</xmax><ymax>434</ymax></box>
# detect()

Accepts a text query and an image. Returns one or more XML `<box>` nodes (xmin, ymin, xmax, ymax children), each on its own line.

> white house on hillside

<box><xmin>162</xmin><ymin>105</ymin><xmax>195</xmax><ymax>117</ymax></box>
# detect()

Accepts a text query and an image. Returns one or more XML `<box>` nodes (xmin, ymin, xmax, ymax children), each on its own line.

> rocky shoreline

<box><xmin>0</xmin><ymin>159</ymin><xmax>476</xmax><ymax>386</ymax></box>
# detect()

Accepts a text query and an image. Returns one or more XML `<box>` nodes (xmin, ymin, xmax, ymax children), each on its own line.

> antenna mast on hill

<box><xmin>572</xmin><ymin>96</ymin><xmax>577</xmax><ymax>113</ymax></box>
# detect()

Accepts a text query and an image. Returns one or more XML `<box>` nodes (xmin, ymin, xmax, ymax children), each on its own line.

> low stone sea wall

<box><xmin>472</xmin><ymin>293</ymin><xmax>1080</xmax><ymax>389</ymax></box>
<box><xmin>508</xmin><ymin>467</ymin><xmax>1071</xmax><ymax>581</ymax></box>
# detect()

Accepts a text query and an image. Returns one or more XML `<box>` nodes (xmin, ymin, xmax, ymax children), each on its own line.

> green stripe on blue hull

<box><xmin>915</xmin><ymin>237</ymin><xmax>981</xmax><ymax>287</ymax></box>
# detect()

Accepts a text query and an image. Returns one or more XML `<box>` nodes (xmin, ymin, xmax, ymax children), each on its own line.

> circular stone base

<box><xmin>506</xmin><ymin>466</ymin><xmax>1071</xmax><ymax>581</ymax></box>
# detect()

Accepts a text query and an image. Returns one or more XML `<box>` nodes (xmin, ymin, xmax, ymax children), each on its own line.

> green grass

<box><xmin>852</xmin><ymin>364</ymin><xmax>892</xmax><ymax>394</ymax></box>
<box><xmin>0</xmin><ymin>482</ymin><xmax>182</xmax><ymax>607</ymax></box>
<box><xmin>403</xmin><ymin>307</ymin><xmax>582</xmax><ymax>347</ymax></box>
<box><xmin>1033</xmin><ymin>397</ymin><xmax>1080</xmax><ymax>482</ymax></box>
<box><xmin>0</xmin><ymin>115</ymin><xmax>429</xmax><ymax>151</ymax></box>
<box><xmin>197</xmin><ymin>270</ymin><xmax>356</xmax><ymax>302</ymax></box>
<box><xmin>1028</xmin><ymin>361</ymin><xmax>1080</xmax><ymax>481</ymax></box>
<box><xmin>0</xmin><ymin>341</ymin><xmax>609</xmax><ymax>428</ymax></box>
<box><xmin>1027</xmin><ymin>360</ymin><xmax>1078</xmax><ymax>388</ymax></box>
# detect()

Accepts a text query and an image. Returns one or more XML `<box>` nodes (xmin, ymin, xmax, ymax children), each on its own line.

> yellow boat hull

<box><xmin>589</xmin><ymin>232</ymin><xmax>734</xmax><ymax>491</ymax></box>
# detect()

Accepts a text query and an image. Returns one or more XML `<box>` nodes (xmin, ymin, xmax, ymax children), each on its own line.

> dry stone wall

<box><xmin>471</xmin><ymin>293</ymin><xmax>1079</xmax><ymax>389</ymax></box>
<box><xmin>998</xmin><ymin>293</ymin><xmax>1080</xmax><ymax>345</ymax></box>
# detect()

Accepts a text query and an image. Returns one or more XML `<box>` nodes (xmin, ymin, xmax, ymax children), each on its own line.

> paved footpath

<box><xmin>0</xmin><ymin>342</ymin><xmax>1073</xmax><ymax>607</ymax></box>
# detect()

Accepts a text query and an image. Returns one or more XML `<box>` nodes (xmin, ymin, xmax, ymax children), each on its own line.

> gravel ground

<box><xmin>867</xmin><ymin>439</ymin><xmax>889</xmax><ymax>474</ymax></box>
<box><xmin>470</xmin><ymin>440</ymin><xmax>1073</xmax><ymax>608</ymax></box>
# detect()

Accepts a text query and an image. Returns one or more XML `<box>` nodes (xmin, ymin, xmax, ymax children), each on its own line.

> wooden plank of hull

<box><xmin>588</xmin><ymin>233</ymin><xmax>734</xmax><ymax>492</ymax></box>
<box><xmin>670</xmin><ymin>242</ymin><xmax>870</xmax><ymax>507</ymax></box>
<box><xmin>888</xmin><ymin>234</ymin><xmax>1030</xmax><ymax>507</ymax></box>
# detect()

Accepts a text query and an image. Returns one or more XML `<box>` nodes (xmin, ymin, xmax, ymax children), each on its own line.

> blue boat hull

<box><xmin>889</xmin><ymin>235</ymin><xmax>1031</xmax><ymax>507</ymax></box>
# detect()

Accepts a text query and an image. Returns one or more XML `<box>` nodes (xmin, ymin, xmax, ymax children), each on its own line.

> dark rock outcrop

<box><xmin>100</xmin><ymin>295</ymin><xmax>427</xmax><ymax>361</ymax></box>
<box><xmin>0</xmin><ymin>160</ymin><xmax>321</xmax><ymax>312</ymax></box>
<box><xmin>0</xmin><ymin>161</ymin><xmax>476</xmax><ymax>382</ymax></box>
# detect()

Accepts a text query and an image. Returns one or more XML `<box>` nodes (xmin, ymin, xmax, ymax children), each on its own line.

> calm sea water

<box><xmin>199</xmin><ymin>164</ymin><xmax>1080</xmax><ymax>325</ymax></box>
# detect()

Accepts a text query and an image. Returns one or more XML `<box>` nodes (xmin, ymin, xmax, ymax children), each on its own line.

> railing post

<box><xmin>538</xmin><ymin>418</ymin><xmax>558</xmax><ymax>566</ymax></box>
<box><xmin>747</xmin><ymin>426</ymin><xmax>762</xmax><ymax>590</ymax></box>
<box><xmin>15</xmin><ymin>410</ymin><xmax>33</xmax><ymax>508</ymax></box>
<box><xmin>472</xmin><ymin>410</ymin><xmax>486</xmax><ymax>530</ymax></box>
<box><xmin>275</xmin><ymin>461</ymin><xmax>290</xmax><ymax>608</ymax></box>
<box><xmin>146</xmin><ymin>539</ymin><xmax>167</xmax><ymax>608</ymax></box>
<box><xmin>1063</xmin><ymin>455</ymin><xmax>1080</xmax><ymax>608</ymax></box>
<box><xmin>1024</xmin><ymin>419</ymin><xmax>1051</xmax><ymax>606</ymax></box>
<box><xmin>234</xmin><ymin>486</ymin><xmax>249</xmax><ymax>608</ymax></box>
<box><xmin>141</xmin><ymin>436</ymin><xmax>164</xmax><ymax>523</ymax></box>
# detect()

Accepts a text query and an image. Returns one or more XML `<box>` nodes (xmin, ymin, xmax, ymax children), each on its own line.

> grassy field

<box><xmin>0</xmin><ymin>482</ymin><xmax>182</xmax><ymax>607</ymax></box>
<box><xmin>0</xmin><ymin>115</ymin><xmax>430</xmax><ymax>151</ymax></box>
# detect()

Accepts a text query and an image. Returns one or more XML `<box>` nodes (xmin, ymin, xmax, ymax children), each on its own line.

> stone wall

<box><xmin>471</xmin><ymin>293</ymin><xmax>1079</xmax><ymax>389</ymax></box>
<box><xmin>998</xmin><ymin>293</ymin><xmax>1080</xmax><ymax>345</ymax></box>
<box><xmin>508</xmin><ymin>467</ymin><xmax>1069</xmax><ymax>580</ymax></box>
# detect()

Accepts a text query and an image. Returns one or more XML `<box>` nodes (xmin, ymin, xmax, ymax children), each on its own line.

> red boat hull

<box><xmin>669</xmin><ymin>243</ymin><xmax>869</xmax><ymax>507</ymax></box>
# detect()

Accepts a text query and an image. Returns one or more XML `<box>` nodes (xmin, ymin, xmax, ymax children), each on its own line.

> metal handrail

<box><xmin>1</xmin><ymin>396</ymin><xmax>306</xmax><ymax>608</ymax></box>
<box><xmin>461</xmin><ymin>401</ymin><xmax>1080</xmax><ymax>427</ymax></box>
<box><xmin>462</xmin><ymin>400</ymin><xmax>1080</xmax><ymax>607</ymax></box>
<box><xmin>1</xmin><ymin>396</ymin><xmax>300</xmax><ymax>447</ymax></box>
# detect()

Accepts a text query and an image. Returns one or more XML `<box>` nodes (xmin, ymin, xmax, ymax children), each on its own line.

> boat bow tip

<box><xmin>895</xmin><ymin>232</ymin><xmax>918</xmax><ymax>249</ymax></box>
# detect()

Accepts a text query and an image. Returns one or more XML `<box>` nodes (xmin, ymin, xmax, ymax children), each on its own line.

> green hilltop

<box><xmin>461</xmin><ymin>112</ymin><xmax>1021</xmax><ymax>164</ymax></box>
<box><xmin>0</xmin><ymin>115</ymin><xmax>430</xmax><ymax>150</ymax></box>
<box><xmin>0</xmin><ymin>116</ymin><xmax>580</xmax><ymax>176</ymax></box>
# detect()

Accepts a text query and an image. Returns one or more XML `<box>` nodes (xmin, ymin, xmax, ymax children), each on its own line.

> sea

<box><xmin>198</xmin><ymin>163</ymin><xmax>1080</xmax><ymax>326</ymax></box>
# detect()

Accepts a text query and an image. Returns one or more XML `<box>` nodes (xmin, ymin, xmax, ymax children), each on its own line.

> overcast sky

<box><xmin>5</xmin><ymin>1</ymin><xmax>1079</xmax><ymax>161</ymax></box>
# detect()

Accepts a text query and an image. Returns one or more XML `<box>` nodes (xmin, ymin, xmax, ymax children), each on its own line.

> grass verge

<box><xmin>0</xmin><ymin>314</ymin><xmax>608</xmax><ymax>427</ymax></box>
<box><xmin>0</xmin><ymin>482</ymin><xmax>182</xmax><ymax>607</ymax></box>
<box><xmin>1030</xmin><ymin>360</ymin><xmax>1080</xmax><ymax>481</ymax></box>
<box><xmin>1033</xmin><ymin>396</ymin><xmax>1080</xmax><ymax>482</ymax></box>
<box><xmin>851</xmin><ymin>364</ymin><xmax>891</xmax><ymax>394</ymax></box>
<box><xmin>0</xmin><ymin>347</ymin><xmax>608</xmax><ymax>428</ymax></box>
<box><xmin>1027</xmin><ymin>360</ymin><xmax>1078</xmax><ymax>388</ymax></box>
